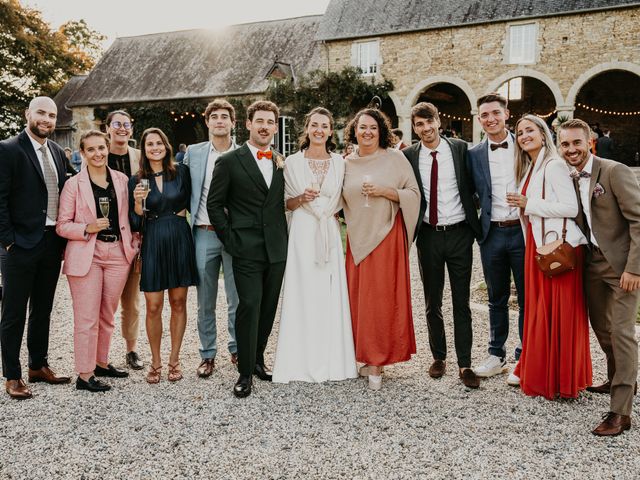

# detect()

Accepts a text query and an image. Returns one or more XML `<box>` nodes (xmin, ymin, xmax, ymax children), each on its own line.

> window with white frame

<box><xmin>351</xmin><ymin>40</ymin><xmax>380</xmax><ymax>75</ymax></box>
<box><xmin>497</xmin><ymin>77</ymin><xmax>523</xmax><ymax>101</ymax></box>
<box><xmin>508</xmin><ymin>23</ymin><xmax>537</xmax><ymax>64</ymax></box>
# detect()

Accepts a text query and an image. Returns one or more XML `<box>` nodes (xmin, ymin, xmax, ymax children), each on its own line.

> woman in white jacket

<box><xmin>506</xmin><ymin>114</ymin><xmax>592</xmax><ymax>399</ymax></box>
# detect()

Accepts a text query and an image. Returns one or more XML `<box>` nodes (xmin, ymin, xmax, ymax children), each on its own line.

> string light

<box><xmin>576</xmin><ymin>103</ymin><xmax>640</xmax><ymax>116</ymax></box>
<box><xmin>439</xmin><ymin>112</ymin><xmax>471</xmax><ymax>122</ymax></box>
<box><xmin>537</xmin><ymin>110</ymin><xmax>557</xmax><ymax>119</ymax></box>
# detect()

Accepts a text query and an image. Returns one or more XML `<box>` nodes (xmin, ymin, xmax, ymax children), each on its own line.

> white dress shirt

<box><xmin>487</xmin><ymin>134</ymin><xmax>519</xmax><ymax>221</ymax></box>
<box><xmin>575</xmin><ymin>155</ymin><xmax>599</xmax><ymax>247</ymax></box>
<box><xmin>418</xmin><ymin>140</ymin><xmax>466</xmax><ymax>225</ymax></box>
<box><xmin>27</xmin><ymin>133</ymin><xmax>58</xmax><ymax>226</ymax></box>
<box><xmin>247</xmin><ymin>143</ymin><xmax>274</xmax><ymax>188</ymax></box>
<box><xmin>194</xmin><ymin>141</ymin><xmax>235</xmax><ymax>226</ymax></box>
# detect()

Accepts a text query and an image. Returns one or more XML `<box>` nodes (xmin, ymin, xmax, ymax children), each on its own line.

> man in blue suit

<box><xmin>467</xmin><ymin>93</ymin><xmax>525</xmax><ymax>384</ymax></box>
<box><xmin>184</xmin><ymin>99</ymin><xmax>239</xmax><ymax>378</ymax></box>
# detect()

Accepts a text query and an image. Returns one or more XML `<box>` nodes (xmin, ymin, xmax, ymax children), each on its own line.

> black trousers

<box><xmin>1</xmin><ymin>230</ymin><xmax>64</xmax><ymax>380</ymax></box>
<box><xmin>416</xmin><ymin>222</ymin><xmax>474</xmax><ymax>368</ymax></box>
<box><xmin>232</xmin><ymin>256</ymin><xmax>285</xmax><ymax>377</ymax></box>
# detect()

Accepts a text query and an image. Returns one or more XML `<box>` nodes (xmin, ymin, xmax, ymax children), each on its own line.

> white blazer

<box><xmin>519</xmin><ymin>149</ymin><xmax>588</xmax><ymax>248</ymax></box>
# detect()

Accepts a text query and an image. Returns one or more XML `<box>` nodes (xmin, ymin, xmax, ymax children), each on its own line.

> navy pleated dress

<box><xmin>128</xmin><ymin>163</ymin><xmax>198</xmax><ymax>292</ymax></box>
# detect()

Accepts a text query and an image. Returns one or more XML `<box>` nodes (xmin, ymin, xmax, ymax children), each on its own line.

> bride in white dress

<box><xmin>273</xmin><ymin>107</ymin><xmax>357</xmax><ymax>383</ymax></box>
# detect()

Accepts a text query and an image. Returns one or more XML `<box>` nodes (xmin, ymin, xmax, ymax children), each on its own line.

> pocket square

<box><xmin>593</xmin><ymin>183</ymin><xmax>605</xmax><ymax>198</ymax></box>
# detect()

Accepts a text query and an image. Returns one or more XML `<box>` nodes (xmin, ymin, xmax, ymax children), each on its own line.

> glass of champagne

<box><xmin>363</xmin><ymin>175</ymin><xmax>371</xmax><ymax>207</ymax></box>
<box><xmin>506</xmin><ymin>181</ymin><xmax>517</xmax><ymax>214</ymax></box>
<box><xmin>310</xmin><ymin>175</ymin><xmax>320</xmax><ymax>203</ymax></box>
<box><xmin>98</xmin><ymin>197</ymin><xmax>110</xmax><ymax>218</ymax></box>
<box><xmin>140</xmin><ymin>179</ymin><xmax>150</xmax><ymax>212</ymax></box>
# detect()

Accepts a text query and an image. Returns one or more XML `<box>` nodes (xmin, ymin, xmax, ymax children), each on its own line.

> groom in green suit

<box><xmin>207</xmin><ymin>100</ymin><xmax>287</xmax><ymax>398</ymax></box>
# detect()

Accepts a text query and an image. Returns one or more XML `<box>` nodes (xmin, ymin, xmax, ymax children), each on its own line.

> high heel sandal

<box><xmin>146</xmin><ymin>365</ymin><xmax>162</xmax><ymax>384</ymax></box>
<box><xmin>168</xmin><ymin>363</ymin><xmax>183</xmax><ymax>382</ymax></box>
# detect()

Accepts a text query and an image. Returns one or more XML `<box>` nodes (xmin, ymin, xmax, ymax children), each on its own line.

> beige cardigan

<box><xmin>342</xmin><ymin>148</ymin><xmax>420</xmax><ymax>264</ymax></box>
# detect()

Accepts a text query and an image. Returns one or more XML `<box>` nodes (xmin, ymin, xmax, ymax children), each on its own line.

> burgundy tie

<box><xmin>429</xmin><ymin>151</ymin><xmax>438</xmax><ymax>225</ymax></box>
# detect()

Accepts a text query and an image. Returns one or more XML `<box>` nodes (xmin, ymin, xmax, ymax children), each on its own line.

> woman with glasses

<box><xmin>129</xmin><ymin>128</ymin><xmax>198</xmax><ymax>384</ymax></box>
<box><xmin>57</xmin><ymin>130</ymin><xmax>139</xmax><ymax>392</ymax></box>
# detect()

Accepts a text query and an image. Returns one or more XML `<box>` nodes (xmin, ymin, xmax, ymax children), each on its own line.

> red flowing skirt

<box><xmin>345</xmin><ymin>213</ymin><xmax>416</xmax><ymax>366</ymax></box>
<box><xmin>514</xmin><ymin>224</ymin><xmax>592</xmax><ymax>399</ymax></box>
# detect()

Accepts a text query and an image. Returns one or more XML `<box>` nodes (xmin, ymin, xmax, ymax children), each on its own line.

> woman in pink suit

<box><xmin>57</xmin><ymin>131</ymin><xmax>138</xmax><ymax>392</ymax></box>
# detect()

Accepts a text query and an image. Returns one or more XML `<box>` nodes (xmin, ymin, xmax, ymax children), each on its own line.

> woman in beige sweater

<box><xmin>342</xmin><ymin>108</ymin><xmax>421</xmax><ymax>390</ymax></box>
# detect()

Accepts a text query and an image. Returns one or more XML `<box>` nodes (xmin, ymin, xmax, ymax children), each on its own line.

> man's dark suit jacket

<box><xmin>596</xmin><ymin>136</ymin><xmax>614</xmax><ymax>159</ymax></box>
<box><xmin>207</xmin><ymin>143</ymin><xmax>287</xmax><ymax>263</ymax></box>
<box><xmin>0</xmin><ymin>130</ymin><xmax>68</xmax><ymax>249</ymax></box>
<box><xmin>467</xmin><ymin>133</ymin><xmax>516</xmax><ymax>244</ymax></box>
<box><xmin>402</xmin><ymin>136</ymin><xmax>481</xmax><ymax>239</ymax></box>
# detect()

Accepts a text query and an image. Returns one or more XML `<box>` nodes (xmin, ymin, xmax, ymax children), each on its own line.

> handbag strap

<box><xmin>540</xmin><ymin>161</ymin><xmax>568</xmax><ymax>244</ymax></box>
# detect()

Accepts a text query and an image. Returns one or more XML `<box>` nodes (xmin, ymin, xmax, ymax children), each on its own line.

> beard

<box><xmin>28</xmin><ymin>121</ymin><xmax>53</xmax><ymax>140</ymax></box>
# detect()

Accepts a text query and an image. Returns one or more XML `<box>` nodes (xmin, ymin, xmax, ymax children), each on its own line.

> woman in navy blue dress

<box><xmin>129</xmin><ymin>128</ymin><xmax>197</xmax><ymax>384</ymax></box>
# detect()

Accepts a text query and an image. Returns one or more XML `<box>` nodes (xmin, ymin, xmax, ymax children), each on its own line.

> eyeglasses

<box><xmin>110</xmin><ymin>121</ymin><xmax>132</xmax><ymax>130</ymax></box>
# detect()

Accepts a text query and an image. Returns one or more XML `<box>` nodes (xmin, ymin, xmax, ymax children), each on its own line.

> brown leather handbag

<box><xmin>534</xmin><ymin>163</ymin><xmax>577</xmax><ymax>277</ymax></box>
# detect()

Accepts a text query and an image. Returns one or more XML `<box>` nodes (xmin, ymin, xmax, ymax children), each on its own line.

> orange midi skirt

<box><xmin>345</xmin><ymin>212</ymin><xmax>416</xmax><ymax>366</ymax></box>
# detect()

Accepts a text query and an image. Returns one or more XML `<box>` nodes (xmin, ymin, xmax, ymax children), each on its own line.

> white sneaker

<box><xmin>368</xmin><ymin>375</ymin><xmax>382</xmax><ymax>391</ymax></box>
<box><xmin>473</xmin><ymin>355</ymin><xmax>508</xmax><ymax>378</ymax></box>
<box><xmin>507</xmin><ymin>372</ymin><xmax>520</xmax><ymax>386</ymax></box>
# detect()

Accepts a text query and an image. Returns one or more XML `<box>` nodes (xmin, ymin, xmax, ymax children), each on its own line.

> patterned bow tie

<box><xmin>490</xmin><ymin>141</ymin><xmax>508</xmax><ymax>151</ymax></box>
<box><xmin>257</xmin><ymin>150</ymin><xmax>272</xmax><ymax>160</ymax></box>
<box><xmin>569</xmin><ymin>169</ymin><xmax>590</xmax><ymax>179</ymax></box>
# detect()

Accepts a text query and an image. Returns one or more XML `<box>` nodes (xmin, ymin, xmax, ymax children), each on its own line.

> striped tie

<box><xmin>39</xmin><ymin>145</ymin><xmax>58</xmax><ymax>221</ymax></box>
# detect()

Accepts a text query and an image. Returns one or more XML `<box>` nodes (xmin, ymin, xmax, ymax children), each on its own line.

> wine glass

<box><xmin>140</xmin><ymin>179</ymin><xmax>150</xmax><ymax>211</ymax></box>
<box><xmin>98</xmin><ymin>197</ymin><xmax>110</xmax><ymax>218</ymax></box>
<box><xmin>505</xmin><ymin>181</ymin><xmax>518</xmax><ymax>214</ymax></box>
<box><xmin>363</xmin><ymin>175</ymin><xmax>371</xmax><ymax>207</ymax></box>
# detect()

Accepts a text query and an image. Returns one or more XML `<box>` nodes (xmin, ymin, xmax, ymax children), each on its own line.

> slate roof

<box><xmin>316</xmin><ymin>0</ymin><xmax>640</xmax><ymax>40</ymax></box>
<box><xmin>68</xmin><ymin>15</ymin><xmax>323</xmax><ymax>107</ymax></box>
<box><xmin>53</xmin><ymin>75</ymin><xmax>87</xmax><ymax>127</ymax></box>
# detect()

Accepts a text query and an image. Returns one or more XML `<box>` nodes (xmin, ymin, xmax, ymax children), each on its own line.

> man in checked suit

<box><xmin>467</xmin><ymin>93</ymin><xmax>525</xmax><ymax>384</ymax></box>
<box><xmin>0</xmin><ymin>96</ymin><xmax>72</xmax><ymax>399</ymax></box>
<box><xmin>207</xmin><ymin>100</ymin><xmax>287</xmax><ymax>398</ymax></box>
<box><xmin>559</xmin><ymin>118</ymin><xmax>640</xmax><ymax>436</ymax></box>
<box><xmin>184</xmin><ymin>99</ymin><xmax>239</xmax><ymax>378</ymax></box>
<box><xmin>403</xmin><ymin>102</ymin><xmax>482</xmax><ymax>389</ymax></box>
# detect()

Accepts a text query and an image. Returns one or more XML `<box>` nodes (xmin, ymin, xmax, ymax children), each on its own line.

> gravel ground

<box><xmin>1</xmin><ymin>244</ymin><xmax>639</xmax><ymax>479</ymax></box>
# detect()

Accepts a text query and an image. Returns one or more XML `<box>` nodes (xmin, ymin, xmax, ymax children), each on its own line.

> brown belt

<box><xmin>195</xmin><ymin>225</ymin><xmax>215</xmax><ymax>231</ymax></box>
<box><xmin>491</xmin><ymin>220</ymin><xmax>520</xmax><ymax>228</ymax></box>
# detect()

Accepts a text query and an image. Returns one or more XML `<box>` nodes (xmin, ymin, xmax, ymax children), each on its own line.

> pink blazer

<box><xmin>56</xmin><ymin>167</ymin><xmax>138</xmax><ymax>277</ymax></box>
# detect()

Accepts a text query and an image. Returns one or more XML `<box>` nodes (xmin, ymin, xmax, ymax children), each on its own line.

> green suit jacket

<box><xmin>207</xmin><ymin>143</ymin><xmax>288</xmax><ymax>263</ymax></box>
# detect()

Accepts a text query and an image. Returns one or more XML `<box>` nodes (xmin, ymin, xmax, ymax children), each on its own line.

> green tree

<box><xmin>0</xmin><ymin>0</ymin><xmax>105</xmax><ymax>138</ymax></box>
<box><xmin>266</xmin><ymin>66</ymin><xmax>394</xmax><ymax>144</ymax></box>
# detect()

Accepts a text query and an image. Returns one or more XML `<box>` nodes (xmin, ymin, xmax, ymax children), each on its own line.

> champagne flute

<box><xmin>310</xmin><ymin>175</ymin><xmax>320</xmax><ymax>203</ymax></box>
<box><xmin>98</xmin><ymin>197</ymin><xmax>110</xmax><ymax>218</ymax></box>
<box><xmin>140</xmin><ymin>179</ymin><xmax>150</xmax><ymax>212</ymax></box>
<box><xmin>505</xmin><ymin>181</ymin><xmax>517</xmax><ymax>214</ymax></box>
<box><xmin>363</xmin><ymin>175</ymin><xmax>371</xmax><ymax>207</ymax></box>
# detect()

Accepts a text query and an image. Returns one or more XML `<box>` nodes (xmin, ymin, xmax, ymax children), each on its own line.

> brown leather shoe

<box><xmin>459</xmin><ymin>368</ymin><xmax>480</xmax><ymax>389</ymax></box>
<box><xmin>197</xmin><ymin>358</ymin><xmax>214</xmax><ymax>378</ymax></box>
<box><xmin>6</xmin><ymin>379</ymin><xmax>32</xmax><ymax>399</ymax></box>
<box><xmin>592</xmin><ymin>412</ymin><xmax>631</xmax><ymax>436</ymax></box>
<box><xmin>586</xmin><ymin>381</ymin><xmax>637</xmax><ymax>395</ymax></box>
<box><xmin>28</xmin><ymin>366</ymin><xmax>71</xmax><ymax>384</ymax></box>
<box><xmin>428</xmin><ymin>360</ymin><xmax>446</xmax><ymax>379</ymax></box>
<box><xmin>230</xmin><ymin>353</ymin><xmax>238</xmax><ymax>365</ymax></box>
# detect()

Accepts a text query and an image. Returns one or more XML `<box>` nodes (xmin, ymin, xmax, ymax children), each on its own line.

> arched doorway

<box><xmin>413</xmin><ymin>83</ymin><xmax>473</xmax><ymax>142</ymax></box>
<box><xmin>495</xmin><ymin>76</ymin><xmax>558</xmax><ymax>130</ymax></box>
<box><xmin>573</xmin><ymin>70</ymin><xmax>640</xmax><ymax>166</ymax></box>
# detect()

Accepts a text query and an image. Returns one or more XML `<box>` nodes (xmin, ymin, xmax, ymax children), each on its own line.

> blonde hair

<box><xmin>514</xmin><ymin>115</ymin><xmax>558</xmax><ymax>184</ymax></box>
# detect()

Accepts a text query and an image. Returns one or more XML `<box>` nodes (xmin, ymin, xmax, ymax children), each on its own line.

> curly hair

<box><xmin>246</xmin><ymin>100</ymin><xmax>279</xmax><ymax>122</ymax></box>
<box><xmin>297</xmin><ymin>107</ymin><xmax>337</xmax><ymax>153</ymax></box>
<box><xmin>344</xmin><ymin>108</ymin><xmax>393</xmax><ymax>149</ymax></box>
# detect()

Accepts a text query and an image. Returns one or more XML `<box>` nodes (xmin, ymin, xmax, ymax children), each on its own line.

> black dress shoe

<box><xmin>126</xmin><ymin>351</ymin><xmax>144</xmax><ymax>370</ymax></box>
<box><xmin>94</xmin><ymin>364</ymin><xmax>129</xmax><ymax>378</ymax></box>
<box><xmin>253</xmin><ymin>364</ymin><xmax>273</xmax><ymax>382</ymax></box>
<box><xmin>233</xmin><ymin>375</ymin><xmax>252</xmax><ymax>398</ymax></box>
<box><xmin>76</xmin><ymin>376</ymin><xmax>111</xmax><ymax>392</ymax></box>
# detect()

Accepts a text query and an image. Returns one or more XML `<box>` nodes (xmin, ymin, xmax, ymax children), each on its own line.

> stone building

<box><xmin>317</xmin><ymin>0</ymin><xmax>640</xmax><ymax>163</ymax></box>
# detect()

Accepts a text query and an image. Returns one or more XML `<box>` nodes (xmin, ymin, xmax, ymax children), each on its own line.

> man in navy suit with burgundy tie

<box><xmin>467</xmin><ymin>92</ymin><xmax>525</xmax><ymax>385</ymax></box>
<box><xmin>0</xmin><ymin>96</ymin><xmax>72</xmax><ymax>400</ymax></box>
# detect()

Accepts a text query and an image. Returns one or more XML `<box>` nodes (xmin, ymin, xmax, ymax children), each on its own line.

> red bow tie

<box><xmin>257</xmin><ymin>150</ymin><xmax>272</xmax><ymax>160</ymax></box>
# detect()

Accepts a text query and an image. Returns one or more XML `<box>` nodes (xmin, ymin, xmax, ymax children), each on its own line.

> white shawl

<box><xmin>284</xmin><ymin>151</ymin><xmax>345</xmax><ymax>264</ymax></box>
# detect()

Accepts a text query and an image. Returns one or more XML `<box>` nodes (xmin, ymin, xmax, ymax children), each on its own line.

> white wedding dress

<box><xmin>273</xmin><ymin>152</ymin><xmax>357</xmax><ymax>383</ymax></box>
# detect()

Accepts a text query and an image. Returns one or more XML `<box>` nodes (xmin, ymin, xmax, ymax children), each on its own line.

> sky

<box><xmin>22</xmin><ymin>0</ymin><xmax>331</xmax><ymax>47</ymax></box>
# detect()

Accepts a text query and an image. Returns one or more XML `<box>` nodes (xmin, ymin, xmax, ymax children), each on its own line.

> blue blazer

<box><xmin>467</xmin><ymin>132</ymin><xmax>515</xmax><ymax>245</ymax></box>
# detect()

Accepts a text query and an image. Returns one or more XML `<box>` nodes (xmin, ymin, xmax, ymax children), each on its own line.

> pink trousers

<box><xmin>67</xmin><ymin>241</ymin><xmax>131</xmax><ymax>374</ymax></box>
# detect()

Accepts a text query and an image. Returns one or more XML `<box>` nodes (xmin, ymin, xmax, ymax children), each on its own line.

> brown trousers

<box><xmin>120</xmin><ymin>268</ymin><xmax>141</xmax><ymax>343</ymax></box>
<box><xmin>586</xmin><ymin>250</ymin><xmax>639</xmax><ymax>416</ymax></box>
